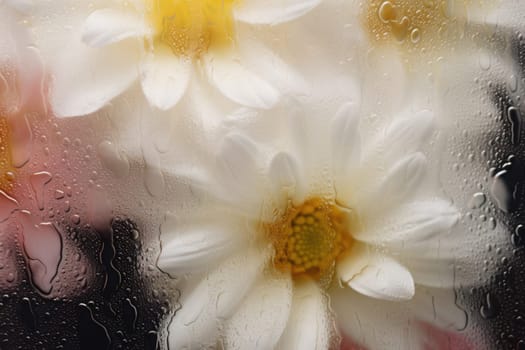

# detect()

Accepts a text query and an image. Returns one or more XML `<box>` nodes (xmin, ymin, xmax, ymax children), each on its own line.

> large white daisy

<box><xmin>24</xmin><ymin>0</ymin><xmax>320</xmax><ymax>117</ymax></box>
<box><xmin>157</xmin><ymin>101</ymin><xmax>470</xmax><ymax>349</ymax></box>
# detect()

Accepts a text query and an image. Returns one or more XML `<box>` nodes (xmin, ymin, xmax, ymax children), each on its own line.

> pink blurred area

<box><xmin>340</xmin><ymin>322</ymin><xmax>474</xmax><ymax>350</ymax></box>
<box><xmin>420</xmin><ymin>322</ymin><xmax>475</xmax><ymax>350</ymax></box>
<box><xmin>340</xmin><ymin>335</ymin><xmax>367</xmax><ymax>350</ymax></box>
<box><xmin>0</xmin><ymin>18</ymin><xmax>112</xmax><ymax>297</ymax></box>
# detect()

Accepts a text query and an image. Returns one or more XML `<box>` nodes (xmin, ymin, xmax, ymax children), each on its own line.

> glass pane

<box><xmin>1</xmin><ymin>1</ymin><xmax>524</xmax><ymax>349</ymax></box>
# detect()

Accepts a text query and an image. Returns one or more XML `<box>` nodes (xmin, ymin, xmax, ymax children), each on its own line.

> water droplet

<box><xmin>97</xmin><ymin>141</ymin><xmax>130</xmax><ymax>178</ymax></box>
<box><xmin>71</xmin><ymin>214</ymin><xmax>81</xmax><ymax>225</ymax></box>
<box><xmin>378</xmin><ymin>1</ymin><xmax>397</xmax><ymax>23</ymax></box>
<box><xmin>0</xmin><ymin>191</ymin><xmax>18</xmax><ymax>222</ymax></box>
<box><xmin>6</xmin><ymin>272</ymin><xmax>15</xmax><ymax>283</ymax></box>
<box><xmin>145</xmin><ymin>331</ymin><xmax>159</xmax><ymax>350</ymax></box>
<box><xmin>10</xmin><ymin>115</ymin><xmax>33</xmax><ymax>168</ymax></box>
<box><xmin>30</xmin><ymin>172</ymin><xmax>52</xmax><ymax>211</ymax></box>
<box><xmin>20</xmin><ymin>297</ymin><xmax>36</xmax><ymax>331</ymax></box>
<box><xmin>99</xmin><ymin>229</ymin><xmax>121</xmax><ymax>301</ymax></box>
<box><xmin>509</xmin><ymin>74</ymin><xmax>519</xmax><ymax>92</ymax></box>
<box><xmin>507</xmin><ymin>106</ymin><xmax>521</xmax><ymax>145</ymax></box>
<box><xmin>18</xmin><ymin>211</ymin><xmax>63</xmax><ymax>295</ymax></box>
<box><xmin>391</xmin><ymin>16</ymin><xmax>410</xmax><ymax>41</ymax></box>
<box><xmin>78</xmin><ymin>303</ymin><xmax>111</xmax><ymax>350</ymax></box>
<box><xmin>491</xmin><ymin>170</ymin><xmax>517</xmax><ymax>213</ymax></box>
<box><xmin>480</xmin><ymin>293</ymin><xmax>499</xmax><ymax>319</ymax></box>
<box><xmin>468</xmin><ymin>192</ymin><xmax>486</xmax><ymax>209</ymax></box>
<box><xmin>512</xmin><ymin>224</ymin><xmax>525</xmax><ymax>246</ymax></box>
<box><xmin>479</xmin><ymin>50</ymin><xmax>491</xmax><ymax>70</ymax></box>
<box><xmin>143</xmin><ymin>149</ymin><xmax>166</xmax><ymax>198</ymax></box>
<box><xmin>54</xmin><ymin>190</ymin><xmax>65</xmax><ymax>200</ymax></box>
<box><xmin>488</xmin><ymin>217</ymin><xmax>497</xmax><ymax>230</ymax></box>
<box><xmin>123</xmin><ymin>298</ymin><xmax>138</xmax><ymax>332</ymax></box>
<box><xmin>410</xmin><ymin>27</ymin><xmax>421</xmax><ymax>43</ymax></box>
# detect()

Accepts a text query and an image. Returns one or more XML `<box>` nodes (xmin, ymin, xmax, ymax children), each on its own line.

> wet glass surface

<box><xmin>2</xmin><ymin>1</ymin><xmax>525</xmax><ymax>349</ymax></box>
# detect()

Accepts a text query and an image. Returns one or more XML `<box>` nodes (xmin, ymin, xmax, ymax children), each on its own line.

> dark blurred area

<box><xmin>0</xmin><ymin>218</ymin><xmax>174</xmax><ymax>350</ymax></box>
<box><xmin>458</xmin><ymin>29</ymin><xmax>525</xmax><ymax>350</ymax></box>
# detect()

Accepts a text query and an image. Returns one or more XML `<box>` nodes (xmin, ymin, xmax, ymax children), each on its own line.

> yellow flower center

<box><xmin>364</xmin><ymin>0</ymin><xmax>494</xmax><ymax>54</ymax></box>
<box><xmin>266</xmin><ymin>198</ymin><xmax>353</xmax><ymax>282</ymax></box>
<box><xmin>148</xmin><ymin>0</ymin><xmax>237</xmax><ymax>58</ymax></box>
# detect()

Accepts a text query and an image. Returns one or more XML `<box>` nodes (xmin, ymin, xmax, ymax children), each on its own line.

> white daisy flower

<box><xmin>157</xmin><ymin>101</ymin><xmax>470</xmax><ymax>349</ymax></box>
<box><xmin>25</xmin><ymin>0</ymin><xmax>320</xmax><ymax>117</ymax></box>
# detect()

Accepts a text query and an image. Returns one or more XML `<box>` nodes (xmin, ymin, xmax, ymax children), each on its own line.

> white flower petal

<box><xmin>166</xmin><ymin>163</ymin><xmax>259</xmax><ymax>220</ymax></box>
<box><xmin>360</xmin><ymin>152</ymin><xmax>428</xmax><ymax>213</ymax></box>
<box><xmin>289</xmin><ymin>107</ymin><xmax>313</xmax><ymax>166</ymax></box>
<box><xmin>168</xmin><ymin>249</ymin><xmax>266</xmax><ymax>348</ymax></box>
<box><xmin>215</xmin><ymin>133</ymin><xmax>264</xmax><ymax>207</ymax></box>
<box><xmin>382</xmin><ymin>109</ymin><xmax>434</xmax><ymax>160</ymax></box>
<box><xmin>223</xmin><ymin>275</ymin><xmax>292</xmax><ymax>350</ymax></box>
<box><xmin>140</xmin><ymin>49</ymin><xmax>191</xmax><ymax>110</ymax></box>
<box><xmin>349</xmin><ymin>259</ymin><xmax>415</xmax><ymax>302</ymax></box>
<box><xmin>218</xmin><ymin>134</ymin><xmax>259</xmax><ymax>178</ymax></box>
<box><xmin>268</xmin><ymin>152</ymin><xmax>306</xmax><ymax>204</ymax></box>
<box><xmin>203</xmin><ymin>52</ymin><xmax>280</xmax><ymax>109</ymax></box>
<box><xmin>336</xmin><ymin>244</ymin><xmax>371</xmax><ymax>284</ymax></box>
<box><xmin>50</xmin><ymin>41</ymin><xmax>139</xmax><ymax>117</ymax></box>
<box><xmin>214</xmin><ymin>249</ymin><xmax>270</xmax><ymax>319</ymax></box>
<box><xmin>354</xmin><ymin>199</ymin><xmax>459</xmax><ymax>245</ymax></box>
<box><xmin>361</xmin><ymin>47</ymin><xmax>407</xmax><ymax>117</ymax></box>
<box><xmin>276</xmin><ymin>281</ymin><xmax>330</xmax><ymax>350</ymax></box>
<box><xmin>141</xmin><ymin>137</ymin><xmax>167</xmax><ymax>197</ymax></box>
<box><xmin>402</xmin><ymin>257</ymin><xmax>456</xmax><ymax>288</ymax></box>
<box><xmin>338</xmin><ymin>245</ymin><xmax>415</xmax><ymax>301</ymax></box>
<box><xmin>284</xmin><ymin>107</ymin><xmax>333</xmax><ymax>194</ymax></box>
<box><xmin>234</xmin><ymin>0</ymin><xmax>321</xmax><ymax>25</ymax></box>
<box><xmin>82</xmin><ymin>8</ymin><xmax>150</xmax><ymax>47</ymax></box>
<box><xmin>379</xmin><ymin>152</ymin><xmax>428</xmax><ymax>201</ymax></box>
<box><xmin>331</xmin><ymin>102</ymin><xmax>361</xmax><ymax>178</ymax></box>
<box><xmin>164</xmin><ymin>163</ymin><xmax>234</xmax><ymax>205</ymax></box>
<box><xmin>269</xmin><ymin>152</ymin><xmax>299</xmax><ymax>189</ymax></box>
<box><xmin>236</xmin><ymin>34</ymin><xmax>307</xmax><ymax>96</ymax></box>
<box><xmin>383</xmin><ymin>218</ymin><xmax>475</xmax><ymax>289</ymax></box>
<box><xmin>157</xmin><ymin>226</ymin><xmax>239</xmax><ymax>275</ymax></box>
<box><xmin>168</xmin><ymin>279</ymin><xmax>215</xmax><ymax>349</ymax></box>
<box><xmin>335</xmin><ymin>288</ymin><xmax>467</xmax><ymax>348</ymax></box>
<box><xmin>333</xmin><ymin>288</ymin><xmax>424</xmax><ymax>350</ymax></box>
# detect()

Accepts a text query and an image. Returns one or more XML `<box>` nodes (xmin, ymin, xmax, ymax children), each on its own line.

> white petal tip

<box><xmin>341</xmin><ymin>253</ymin><xmax>416</xmax><ymax>302</ymax></box>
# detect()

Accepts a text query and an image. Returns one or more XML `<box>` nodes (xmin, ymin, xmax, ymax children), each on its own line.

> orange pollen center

<box><xmin>266</xmin><ymin>198</ymin><xmax>353</xmax><ymax>281</ymax></box>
